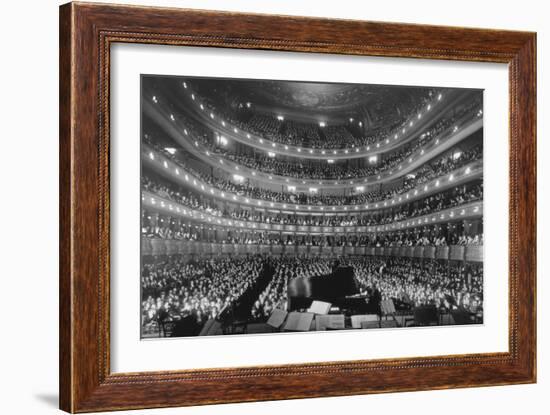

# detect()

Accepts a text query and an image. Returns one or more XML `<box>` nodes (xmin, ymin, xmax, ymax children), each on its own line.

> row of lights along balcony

<box><xmin>176</xmin><ymin>81</ymin><xmax>445</xmax><ymax>156</ymax></box>
<box><xmin>143</xmin><ymin>190</ymin><xmax>482</xmax><ymax>234</ymax></box>
<box><xmin>151</xmin><ymin>95</ymin><xmax>482</xmax><ymax>187</ymax></box>
<box><xmin>146</xmin><ymin>147</ymin><xmax>480</xmax><ymax>213</ymax></box>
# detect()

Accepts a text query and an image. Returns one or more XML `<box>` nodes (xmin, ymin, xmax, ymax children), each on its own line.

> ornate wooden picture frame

<box><xmin>59</xmin><ymin>2</ymin><xmax>536</xmax><ymax>412</ymax></box>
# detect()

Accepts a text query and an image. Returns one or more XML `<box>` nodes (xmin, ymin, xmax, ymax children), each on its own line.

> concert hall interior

<box><xmin>140</xmin><ymin>76</ymin><xmax>484</xmax><ymax>338</ymax></box>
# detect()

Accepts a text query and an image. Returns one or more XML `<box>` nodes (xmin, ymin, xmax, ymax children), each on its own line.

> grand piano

<box><xmin>287</xmin><ymin>265</ymin><xmax>380</xmax><ymax>315</ymax></box>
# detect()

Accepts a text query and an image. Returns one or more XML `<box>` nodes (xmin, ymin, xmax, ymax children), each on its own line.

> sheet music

<box><xmin>307</xmin><ymin>300</ymin><xmax>332</xmax><ymax>315</ymax></box>
<box><xmin>283</xmin><ymin>312</ymin><xmax>315</xmax><ymax>331</ymax></box>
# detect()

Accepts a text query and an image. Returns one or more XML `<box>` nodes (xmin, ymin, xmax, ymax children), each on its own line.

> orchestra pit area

<box><xmin>140</xmin><ymin>77</ymin><xmax>484</xmax><ymax>338</ymax></box>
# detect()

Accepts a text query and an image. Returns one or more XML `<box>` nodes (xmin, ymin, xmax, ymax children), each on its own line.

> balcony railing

<box><xmin>143</xmin><ymin>145</ymin><xmax>483</xmax><ymax>213</ymax></box>
<box><xmin>142</xmin><ymin>239</ymin><xmax>483</xmax><ymax>262</ymax></box>
<box><xmin>142</xmin><ymin>190</ymin><xmax>483</xmax><ymax>234</ymax></box>
<box><xmin>143</xmin><ymin>94</ymin><xmax>483</xmax><ymax>188</ymax></box>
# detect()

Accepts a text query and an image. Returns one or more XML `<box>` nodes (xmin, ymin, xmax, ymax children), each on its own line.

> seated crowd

<box><xmin>142</xmin><ymin>173</ymin><xmax>482</xmax><ymax>229</ymax></box>
<box><xmin>142</xmin><ymin>256</ymin><xmax>263</xmax><ymax>331</ymax></box>
<box><xmin>183</xmin><ymin>97</ymin><xmax>481</xmax><ymax>181</ymax></box>
<box><xmin>141</xmin><ymin>216</ymin><xmax>484</xmax><ymax>248</ymax></box>
<box><xmin>252</xmin><ymin>256</ymin><xmax>483</xmax><ymax>320</ymax></box>
<box><xmin>143</xmin><ymin>141</ymin><xmax>482</xmax><ymax>208</ymax></box>
<box><xmin>140</xmin><ymin>255</ymin><xmax>483</xmax><ymax>331</ymax></box>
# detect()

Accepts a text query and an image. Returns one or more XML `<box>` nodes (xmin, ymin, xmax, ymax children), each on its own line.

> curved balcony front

<box><xmin>144</xmin><ymin>98</ymin><xmax>482</xmax><ymax>189</ymax></box>
<box><xmin>179</xmin><ymin>85</ymin><xmax>468</xmax><ymax>159</ymax></box>
<box><xmin>142</xmin><ymin>239</ymin><xmax>483</xmax><ymax>263</ymax></box>
<box><xmin>143</xmin><ymin>144</ymin><xmax>483</xmax><ymax>214</ymax></box>
<box><xmin>142</xmin><ymin>189</ymin><xmax>483</xmax><ymax>235</ymax></box>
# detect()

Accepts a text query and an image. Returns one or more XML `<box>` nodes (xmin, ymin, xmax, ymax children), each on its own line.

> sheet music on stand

<box><xmin>307</xmin><ymin>300</ymin><xmax>332</xmax><ymax>315</ymax></box>
<box><xmin>266</xmin><ymin>309</ymin><xmax>288</xmax><ymax>329</ymax></box>
<box><xmin>315</xmin><ymin>314</ymin><xmax>346</xmax><ymax>331</ymax></box>
<box><xmin>283</xmin><ymin>312</ymin><xmax>315</xmax><ymax>331</ymax></box>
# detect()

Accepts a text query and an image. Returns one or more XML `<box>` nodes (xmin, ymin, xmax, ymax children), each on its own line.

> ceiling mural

<box><xmin>150</xmin><ymin>76</ymin><xmax>439</xmax><ymax>127</ymax></box>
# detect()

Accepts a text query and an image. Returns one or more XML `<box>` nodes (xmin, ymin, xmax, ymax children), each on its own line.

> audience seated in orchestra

<box><xmin>141</xmin><ymin>255</ymin><xmax>483</xmax><ymax>334</ymax></box>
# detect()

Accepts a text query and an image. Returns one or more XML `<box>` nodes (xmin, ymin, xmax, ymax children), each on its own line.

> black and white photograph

<box><xmin>140</xmin><ymin>76</ymin><xmax>484</xmax><ymax>339</ymax></box>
